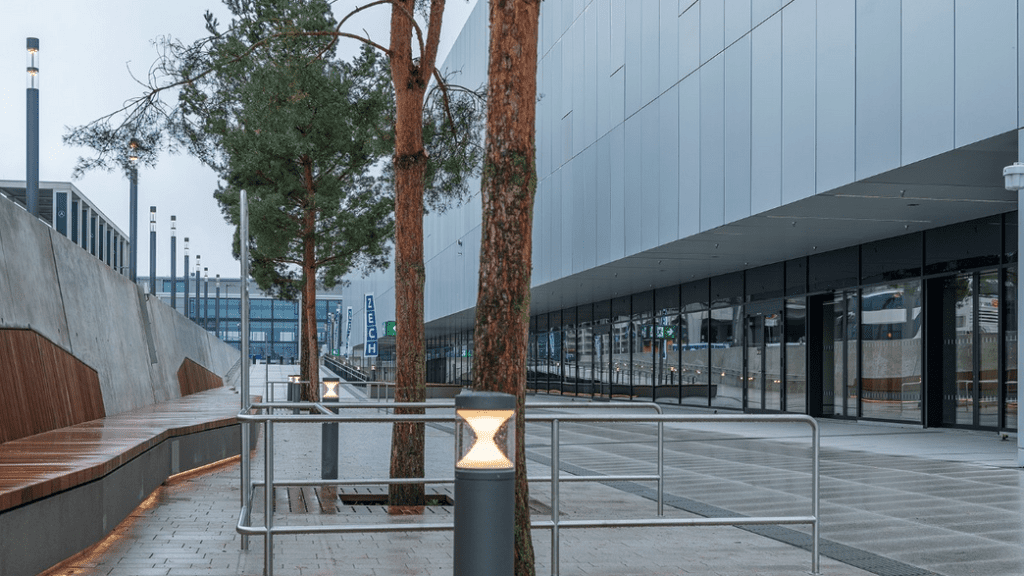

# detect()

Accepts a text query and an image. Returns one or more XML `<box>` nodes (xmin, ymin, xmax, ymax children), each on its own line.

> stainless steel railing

<box><xmin>236</xmin><ymin>401</ymin><xmax>819</xmax><ymax>576</ymax></box>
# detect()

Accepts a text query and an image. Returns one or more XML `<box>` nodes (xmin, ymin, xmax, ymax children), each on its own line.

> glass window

<box><xmin>861</xmin><ymin>233</ymin><xmax>922</xmax><ymax>284</ymax></box>
<box><xmin>562</xmin><ymin>307</ymin><xmax>578</xmax><ymax>395</ymax></box>
<box><xmin>654</xmin><ymin>286</ymin><xmax>681</xmax><ymax>403</ymax></box>
<box><xmin>1005</xmin><ymin>212</ymin><xmax>1017</xmax><ymax>264</ymax></box>
<box><xmin>316</xmin><ymin>300</ymin><xmax>328</xmax><ymax>320</ymax></box>
<box><xmin>1005</xmin><ymin>267</ymin><xmax>1018</xmax><ymax>430</ymax></box>
<box><xmin>861</xmin><ymin>281</ymin><xmax>922</xmax><ymax>422</ymax></box>
<box><xmin>250</xmin><ymin>320</ymin><xmax>272</xmax><ymax>342</ymax></box>
<box><xmin>746</xmin><ymin>263</ymin><xmax>784</xmax><ymax>301</ymax></box>
<box><xmin>274</xmin><ymin>300</ymin><xmax>298</xmax><ymax>320</ymax></box>
<box><xmin>252</xmin><ymin>299</ymin><xmax>273</xmax><ymax>319</ymax></box>
<box><xmin>611</xmin><ymin>296</ymin><xmax>631</xmax><ymax>398</ymax></box>
<box><xmin>680</xmin><ymin>284</ymin><xmax>709</xmax><ymax>407</ymax></box>
<box><xmin>785</xmin><ymin>298</ymin><xmax>807</xmax><ymax>413</ymax></box>
<box><xmin>809</xmin><ymin>247</ymin><xmax>858</xmax><ymax>293</ymax></box>
<box><xmin>710</xmin><ymin>304</ymin><xmax>742</xmax><ymax>409</ymax></box>
<box><xmin>632</xmin><ymin>292</ymin><xmax>654</xmax><ymax>399</ymax></box>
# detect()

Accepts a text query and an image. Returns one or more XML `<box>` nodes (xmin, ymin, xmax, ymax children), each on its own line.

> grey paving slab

<box><xmin>37</xmin><ymin>365</ymin><xmax>1024</xmax><ymax>576</ymax></box>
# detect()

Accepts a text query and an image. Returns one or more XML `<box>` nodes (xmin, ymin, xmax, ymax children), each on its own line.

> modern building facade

<box><xmin>344</xmin><ymin>0</ymin><xmax>1023</xmax><ymax>455</ymax></box>
<box><xmin>0</xmin><ymin>180</ymin><xmax>130</xmax><ymax>276</ymax></box>
<box><xmin>150</xmin><ymin>276</ymin><xmax>344</xmax><ymax>361</ymax></box>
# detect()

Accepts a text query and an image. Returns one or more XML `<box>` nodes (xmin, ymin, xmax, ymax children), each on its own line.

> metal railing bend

<box><xmin>236</xmin><ymin>401</ymin><xmax>819</xmax><ymax>576</ymax></box>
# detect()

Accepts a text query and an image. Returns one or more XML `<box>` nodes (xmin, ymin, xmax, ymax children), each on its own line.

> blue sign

<box><xmin>345</xmin><ymin>306</ymin><xmax>353</xmax><ymax>353</ymax></box>
<box><xmin>365</xmin><ymin>293</ymin><xmax>378</xmax><ymax>358</ymax></box>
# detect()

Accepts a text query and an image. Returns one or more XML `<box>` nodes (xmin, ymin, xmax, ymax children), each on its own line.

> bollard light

<box><xmin>453</xmin><ymin>391</ymin><xmax>515</xmax><ymax>576</ymax></box>
<box><xmin>321</xmin><ymin>377</ymin><xmax>340</xmax><ymax>401</ymax></box>
<box><xmin>320</xmin><ymin>377</ymin><xmax>341</xmax><ymax>480</ymax></box>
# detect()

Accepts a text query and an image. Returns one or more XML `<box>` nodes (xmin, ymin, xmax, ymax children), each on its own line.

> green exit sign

<box><xmin>384</xmin><ymin>321</ymin><xmax>397</xmax><ymax>336</ymax></box>
<box><xmin>641</xmin><ymin>325</ymin><xmax>677</xmax><ymax>339</ymax></box>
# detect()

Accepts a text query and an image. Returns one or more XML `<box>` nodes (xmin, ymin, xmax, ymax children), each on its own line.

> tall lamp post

<box><xmin>149</xmin><ymin>206</ymin><xmax>156</xmax><ymax>294</ymax></box>
<box><xmin>26</xmin><ymin>38</ymin><xmax>40</xmax><ymax>217</ymax></box>
<box><xmin>128</xmin><ymin>138</ymin><xmax>140</xmax><ymax>283</ymax></box>
<box><xmin>203</xmin><ymin>267</ymin><xmax>209</xmax><ymax>331</ymax></box>
<box><xmin>183</xmin><ymin>238</ymin><xmax>190</xmax><ymax>317</ymax></box>
<box><xmin>215</xmin><ymin>274</ymin><xmax>221</xmax><ymax>338</ymax></box>
<box><xmin>170</xmin><ymin>216</ymin><xmax>177</xmax><ymax>311</ymax></box>
<box><xmin>194</xmin><ymin>255</ymin><xmax>202</xmax><ymax>324</ymax></box>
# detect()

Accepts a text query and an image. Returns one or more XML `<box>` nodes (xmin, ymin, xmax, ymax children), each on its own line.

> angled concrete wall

<box><xmin>0</xmin><ymin>195</ymin><xmax>239</xmax><ymax>417</ymax></box>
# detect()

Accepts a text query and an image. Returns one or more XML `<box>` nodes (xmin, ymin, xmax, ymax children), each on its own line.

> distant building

<box><xmin>1</xmin><ymin>180</ymin><xmax>129</xmax><ymax>276</ymax></box>
<box><xmin>150</xmin><ymin>276</ymin><xmax>344</xmax><ymax>361</ymax></box>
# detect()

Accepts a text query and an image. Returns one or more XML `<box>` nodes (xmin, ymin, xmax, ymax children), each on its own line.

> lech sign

<box><xmin>345</xmin><ymin>306</ymin><xmax>353</xmax><ymax>355</ymax></box>
<box><xmin>365</xmin><ymin>293</ymin><xmax>378</xmax><ymax>357</ymax></box>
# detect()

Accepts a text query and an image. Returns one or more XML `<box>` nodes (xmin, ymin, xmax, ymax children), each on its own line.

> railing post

<box><xmin>812</xmin><ymin>418</ymin><xmax>820</xmax><ymax>574</ymax></box>
<box><xmin>551</xmin><ymin>418</ymin><xmax>560</xmax><ymax>576</ymax></box>
<box><xmin>264</xmin><ymin>419</ymin><xmax>274</xmax><ymax>576</ymax></box>
<box><xmin>657</xmin><ymin>420</ymin><xmax>664</xmax><ymax>517</ymax></box>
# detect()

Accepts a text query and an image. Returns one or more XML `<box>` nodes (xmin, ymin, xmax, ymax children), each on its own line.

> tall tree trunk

<box><xmin>387</xmin><ymin>0</ymin><xmax>444</xmax><ymax>508</ymax></box>
<box><xmin>472</xmin><ymin>1</ymin><xmax>541</xmax><ymax>574</ymax></box>
<box><xmin>301</xmin><ymin>167</ymin><xmax>320</xmax><ymax>404</ymax></box>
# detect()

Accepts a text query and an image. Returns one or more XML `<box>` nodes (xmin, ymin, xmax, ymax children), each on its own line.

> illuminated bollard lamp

<box><xmin>453</xmin><ymin>391</ymin><xmax>515</xmax><ymax>576</ymax></box>
<box><xmin>321</xmin><ymin>378</ymin><xmax>340</xmax><ymax>480</ymax></box>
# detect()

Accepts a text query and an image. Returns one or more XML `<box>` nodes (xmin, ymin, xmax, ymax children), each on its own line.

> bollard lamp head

<box><xmin>455</xmin><ymin>391</ymin><xmax>515</xmax><ymax>470</ymax></box>
<box><xmin>321</xmin><ymin>378</ymin><xmax>340</xmax><ymax>401</ymax></box>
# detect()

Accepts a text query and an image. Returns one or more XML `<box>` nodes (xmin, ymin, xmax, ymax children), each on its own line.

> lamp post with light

<box><xmin>170</xmin><ymin>216</ymin><xmax>177</xmax><ymax>311</ymax></box>
<box><xmin>321</xmin><ymin>377</ymin><xmax>340</xmax><ymax>479</ymax></box>
<box><xmin>203</xmin><ymin>267</ymin><xmax>209</xmax><ymax>330</ymax></box>
<box><xmin>26</xmin><ymin>38</ymin><xmax>40</xmax><ymax>217</ymax></box>
<box><xmin>215</xmin><ymin>274</ymin><xmax>221</xmax><ymax>338</ymax></box>
<box><xmin>194</xmin><ymin>255</ymin><xmax>201</xmax><ymax>324</ymax></box>
<box><xmin>149</xmin><ymin>206</ymin><xmax>156</xmax><ymax>294</ymax></box>
<box><xmin>128</xmin><ymin>139</ymin><xmax>140</xmax><ymax>283</ymax></box>
<box><xmin>453</xmin><ymin>391</ymin><xmax>515</xmax><ymax>576</ymax></box>
<box><xmin>183</xmin><ymin>238</ymin><xmax>190</xmax><ymax>317</ymax></box>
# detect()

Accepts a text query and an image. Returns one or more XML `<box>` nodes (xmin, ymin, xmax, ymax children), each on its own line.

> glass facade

<box><xmin>522</xmin><ymin>212</ymin><xmax>1019</xmax><ymax>432</ymax></box>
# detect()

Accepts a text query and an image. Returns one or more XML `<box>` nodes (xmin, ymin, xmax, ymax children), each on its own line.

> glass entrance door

<box><xmin>942</xmin><ymin>270</ymin><xmax>1000</xmax><ymax>427</ymax></box>
<box><xmin>745</xmin><ymin>301</ymin><xmax>782</xmax><ymax>411</ymax></box>
<box><xmin>821</xmin><ymin>291</ymin><xmax>858</xmax><ymax>417</ymax></box>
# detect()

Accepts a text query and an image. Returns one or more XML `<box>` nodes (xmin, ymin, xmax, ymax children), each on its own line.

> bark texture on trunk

<box><xmin>473</xmin><ymin>1</ymin><xmax>541</xmax><ymax>574</ymax></box>
<box><xmin>301</xmin><ymin>161</ymin><xmax>320</xmax><ymax>403</ymax></box>
<box><xmin>387</xmin><ymin>0</ymin><xmax>446</xmax><ymax>508</ymax></box>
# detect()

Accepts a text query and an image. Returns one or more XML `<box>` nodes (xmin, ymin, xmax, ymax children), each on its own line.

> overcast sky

<box><xmin>0</xmin><ymin>0</ymin><xmax>478</xmax><ymax>281</ymax></box>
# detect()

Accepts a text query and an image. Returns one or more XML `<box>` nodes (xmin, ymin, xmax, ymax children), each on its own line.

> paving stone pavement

<box><xmin>39</xmin><ymin>364</ymin><xmax>1022</xmax><ymax>576</ymax></box>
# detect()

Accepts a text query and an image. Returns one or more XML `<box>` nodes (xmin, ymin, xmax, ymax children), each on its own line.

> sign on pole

<box><xmin>384</xmin><ymin>321</ymin><xmax>397</xmax><ymax>337</ymax></box>
<box><xmin>365</xmin><ymin>293</ymin><xmax>378</xmax><ymax>357</ymax></box>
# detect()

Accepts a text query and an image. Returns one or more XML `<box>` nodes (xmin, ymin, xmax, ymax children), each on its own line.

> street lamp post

<box><xmin>170</xmin><ymin>216</ymin><xmax>177</xmax><ymax>311</ymax></box>
<box><xmin>26</xmin><ymin>38</ymin><xmax>40</xmax><ymax>218</ymax></box>
<box><xmin>183</xmin><ymin>238</ymin><xmax>189</xmax><ymax>317</ymax></box>
<box><xmin>149</xmin><ymin>206</ymin><xmax>156</xmax><ymax>295</ymax></box>
<box><xmin>128</xmin><ymin>139</ymin><xmax>140</xmax><ymax>283</ymax></box>
<box><xmin>194</xmin><ymin>255</ymin><xmax>201</xmax><ymax>324</ymax></box>
<box><xmin>215</xmin><ymin>274</ymin><xmax>221</xmax><ymax>338</ymax></box>
<box><xmin>203</xmin><ymin>267</ymin><xmax>209</xmax><ymax>331</ymax></box>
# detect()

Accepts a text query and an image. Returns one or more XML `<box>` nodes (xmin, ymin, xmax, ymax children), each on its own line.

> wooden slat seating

<box><xmin>0</xmin><ymin>386</ymin><xmax>242</xmax><ymax>512</ymax></box>
<box><xmin>0</xmin><ymin>329</ymin><xmax>105</xmax><ymax>444</ymax></box>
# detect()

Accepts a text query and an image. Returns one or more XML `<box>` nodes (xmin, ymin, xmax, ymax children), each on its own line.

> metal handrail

<box><xmin>236</xmin><ymin>403</ymin><xmax>819</xmax><ymax>576</ymax></box>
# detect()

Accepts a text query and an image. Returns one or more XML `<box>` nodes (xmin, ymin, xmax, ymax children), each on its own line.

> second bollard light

<box><xmin>453</xmin><ymin>390</ymin><xmax>515</xmax><ymax>576</ymax></box>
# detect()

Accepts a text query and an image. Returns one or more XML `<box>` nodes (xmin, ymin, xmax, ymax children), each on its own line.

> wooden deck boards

<box><xmin>0</xmin><ymin>387</ymin><xmax>245</xmax><ymax>512</ymax></box>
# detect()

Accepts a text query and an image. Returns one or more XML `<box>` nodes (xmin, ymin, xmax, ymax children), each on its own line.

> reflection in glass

<box><xmin>844</xmin><ymin>291</ymin><xmax>859</xmax><ymax>416</ymax></box>
<box><xmin>943</xmin><ymin>274</ymin><xmax>975</xmax><ymax>425</ymax></box>
<box><xmin>979</xmin><ymin>271</ymin><xmax>999</xmax><ymax>428</ymax></box>
<box><xmin>612</xmin><ymin>314</ymin><xmax>630</xmax><ymax>398</ymax></box>
<box><xmin>1005</xmin><ymin>267</ymin><xmax>1018</xmax><ymax>430</ymax></box>
<box><xmin>710</xmin><ymin>305</ymin><xmax>743</xmax><ymax>409</ymax></box>
<box><xmin>745</xmin><ymin>313</ymin><xmax>764</xmax><ymax>410</ymax></box>
<box><xmin>634</xmin><ymin>305</ymin><xmax>654</xmax><ymax>399</ymax></box>
<box><xmin>861</xmin><ymin>281</ymin><xmax>922</xmax><ymax>422</ymax></box>
<box><xmin>578</xmin><ymin>318</ymin><xmax>595</xmax><ymax>397</ymax></box>
<box><xmin>654</xmin><ymin>307</ymin><xmax>681</xmax><ymax>402</ymax></box>
<box><xmin>680</xmin><ymin>304</ymin><xmax>709</xmax><ymax>406</ymax></box>
<box><xmin>785</xmin><ymin>298</ymin><xmax>807</xmax><ymax>413</ymax></box>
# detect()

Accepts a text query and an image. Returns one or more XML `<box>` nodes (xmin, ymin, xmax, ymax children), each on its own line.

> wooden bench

<box><xmin>0</xmin><ymin>387</ymin><xmax>253</xmax><ymax>576</ymax></box>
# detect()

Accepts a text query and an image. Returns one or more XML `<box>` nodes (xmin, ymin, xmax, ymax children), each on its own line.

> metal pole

<box><xmin>26</xmin><ymin>38</ymin><xmax>39</xmax><ymax>218</ymax></box>
<box><xmin>183</xmin><ymin>239</ymin><xmax>190</xmax><ymax>318</ymax></box>
<box><xmin>203</xmin><ymin>268</ymin><xmax>209</xmax><ymax>330</ymax></box>
<box><xmin>551</xmin><ymin>418</ymin><xmax>560</xmax><ymax>576</ymax></box>
<box><xmin>149</xmin><ymin>206</ymin><xmax>156</xmax><ymax>294</ymax></box>
<box><xmin>812</xmin><ymin>419</ymin><xmax>820</xmax><ymax>574</ymax></box>
<box><xmin>170</xmin><ymin>217</ymin><xmax>177</xmax><ymax>311</ymax></box>
<box><xmin>129</xmin><ymin>167</ymin><xmax>138</xmax><ymax>283</ymax></box>
<box><xmin>240</xmin><ymin>190</ymin><xmax>251</xmax><ymax>551</ymax></box>
<box><xmin>216</xmin><ymin>275</ymin><xmax>221</xmax><ymax>339</ymax></box>
<box><xmin>195</xmin><ymin>255</ymin><xmax>202</xmax><ymax>324</ymax></box>
<box><xmin>657</xmin><ymin>421</ymin><xmax>664</xmax><ymax>516</ymax></box>
<box><xmin>264</xmin><ymin>418</ymin><xmax>274</xmax><ymax>576</ymax></box>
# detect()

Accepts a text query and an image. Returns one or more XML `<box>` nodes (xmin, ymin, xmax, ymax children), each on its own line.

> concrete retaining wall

<box><xmin>0</xmin><ymin>196</ymin><xmax>239</xmax><ymax>416</ymax></box>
